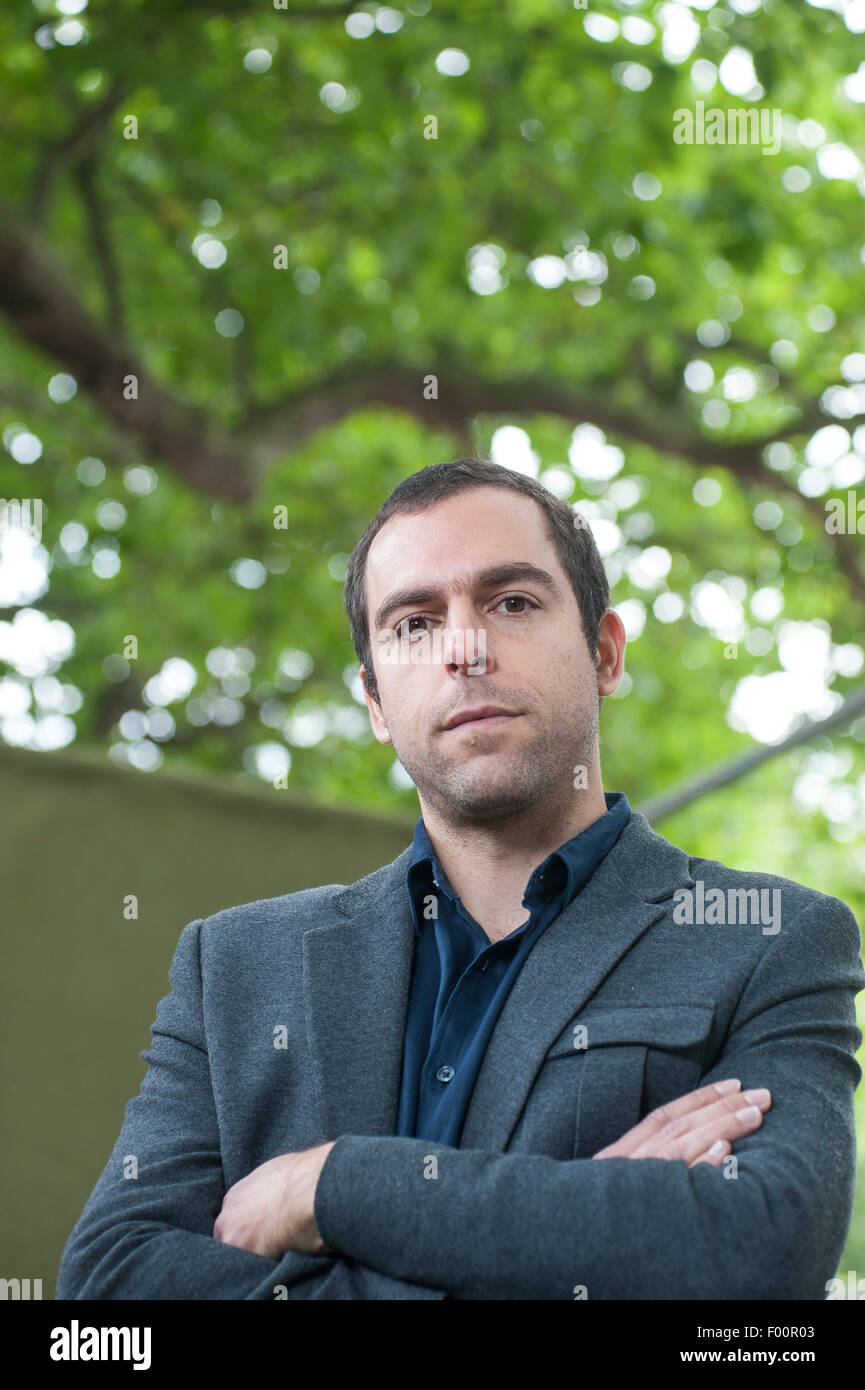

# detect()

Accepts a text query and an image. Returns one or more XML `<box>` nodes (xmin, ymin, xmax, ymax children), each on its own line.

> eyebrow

<box><xmin>372</xmin><ymin>562</ymin><xmax>566</xmax><ymax>631</ymax></box>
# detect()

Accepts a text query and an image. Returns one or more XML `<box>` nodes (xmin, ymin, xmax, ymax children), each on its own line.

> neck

<box><xmin>418</xmin><ymin>782</ymin><xmax>609</xmax><ymax>941</ymax></box>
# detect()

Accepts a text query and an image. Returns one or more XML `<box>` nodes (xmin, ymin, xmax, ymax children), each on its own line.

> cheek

<box><xmin>557</xmin><ymin>651</ymin><xmax>599</xmax><ymax>701</ymax></box>
<box><xmin>378</xmin><ymin>684</ymin><xmax>427</xmax><ymax>743</ymax></box>
<box><xmin>527</xmin><ymin>646</ymin><xmax>586</xmax><ymax>701</ymax></box>
<box><xmin>385</xmin><ymin>652</ymin><xmax>446</xmax><ymax>705</ymax></box>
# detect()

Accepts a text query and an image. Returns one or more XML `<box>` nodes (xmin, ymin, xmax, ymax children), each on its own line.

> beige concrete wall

<box><xmin>0</xmin><ymin>744</ymin><xmax>415</xmax><ymax>1297</ymax></box>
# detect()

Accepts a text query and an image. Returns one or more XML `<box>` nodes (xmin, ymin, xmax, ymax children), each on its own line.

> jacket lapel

<box><xmin>460</xmin><ymin>812</ymin><xmax>695</xmax><ymax>1149</ymax></box>
<box><xmin>303</xmin><ymin>849</ymin><xmax>416</xmax><ymax>1140</ymax></box>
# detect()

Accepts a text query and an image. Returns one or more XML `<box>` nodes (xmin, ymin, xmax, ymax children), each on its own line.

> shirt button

<box><xmin>436</xmin><ymin>1065</ymin><xmax>455</xmax><ymax>1083</ymax></box>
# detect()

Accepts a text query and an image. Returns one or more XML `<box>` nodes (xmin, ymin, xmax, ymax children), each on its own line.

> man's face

<box><xmin>360</xmin><ymin>486</ymin><xmax>623</xmax><ymax>825</ymax></box>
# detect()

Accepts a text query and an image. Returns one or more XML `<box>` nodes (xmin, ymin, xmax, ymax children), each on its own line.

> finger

<box><xmin>594</xmin><ymin>1078</ymin><xmax>743</xmax><ymax>1158</ymax></box>
<box><xmin>690</xmin><ymin>1139</ymin><xmax>731</xmax><ymax>1168</ymax></box>
<box><xmin>674</xmin><ymin>1093</ymin><xmax>771</xmax><ymax>1165</ymax></box>
<box><xmin>641</xmin><ymin>1090</ymin><xmax>772</xmax><ymax>1164</ymax></box>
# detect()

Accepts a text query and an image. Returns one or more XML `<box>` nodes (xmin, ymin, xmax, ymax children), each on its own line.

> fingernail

<box><xmin>708</xmin><ymin>1139</ymin><xmax>727</xmax><ymax>1155</ymax></box>
<box><xmin>736</xmin><ymin>1105</ymin><xmax>761</xmax><ymax>1124</ymax></box>
<box><xmin>714</xmin><ymin>1079</ymin><xmax>741</xmax><ymax>1095</ymax></box>
<box><xmin>743</xmin><ymin>1088</ymin><xmax>770</xmax><ymax>1106</ymax></box>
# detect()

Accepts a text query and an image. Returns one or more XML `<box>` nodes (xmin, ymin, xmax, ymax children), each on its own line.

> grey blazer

<box><xmin>57</xmin><ymin>810</ymin><xmax>865</xmax><ymax>1300</ymax></box>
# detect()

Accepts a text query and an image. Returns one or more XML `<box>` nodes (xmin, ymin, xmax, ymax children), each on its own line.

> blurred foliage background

<box><xmin>1</xmin><ymin>0</ymin><xmax>865</xmax><ymax>1274</ymax></box>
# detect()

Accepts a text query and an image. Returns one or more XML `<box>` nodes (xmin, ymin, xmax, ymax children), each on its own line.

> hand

<box><xmin>593</xmin><ymin>1078</ymin><xmax>771</xmax><ymax>1167</ymax></box>
<box><xmin>214</xmin><ymin>1142</ymin><xmax>336</xmax><ymax>1259</ymax></box>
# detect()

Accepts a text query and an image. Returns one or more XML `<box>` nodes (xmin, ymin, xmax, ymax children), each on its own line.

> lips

<box><xmin>443</xmin><ymin>706</ymin><xmax>520</xmax><ymax>731</ymax></box>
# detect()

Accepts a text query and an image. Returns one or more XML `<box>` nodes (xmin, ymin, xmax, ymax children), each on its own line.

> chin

<box><xmin>445</xmin><ymin>777</ymin><xmax>540</xmax><ymax>821</ymax></box>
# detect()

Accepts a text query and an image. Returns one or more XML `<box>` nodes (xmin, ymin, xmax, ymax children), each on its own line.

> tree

<box><xmin>0</xmin><ymin>0</ymin><xmax>864</xmax><ymax>895</ymax></box>
<box><xmin>1</xmin><ymin>0</ymin><xmax>864</xmax><ymax>1273</ymax></box>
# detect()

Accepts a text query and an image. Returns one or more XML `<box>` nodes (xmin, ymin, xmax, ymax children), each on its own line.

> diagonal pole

<box><xmin>637</xmin><ymin>683</ymin><xmax>865</xmax><ymax>823</ymax></box>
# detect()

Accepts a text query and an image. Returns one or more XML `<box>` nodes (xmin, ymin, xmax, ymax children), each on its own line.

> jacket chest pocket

<box><xmin>545</xmin><ymin>1004</ymin><xmax>715</xmax><ymax>1158</ymax></box>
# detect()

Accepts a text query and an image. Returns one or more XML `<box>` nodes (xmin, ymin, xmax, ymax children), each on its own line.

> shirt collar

<box><xmin>406</xmin><ymin>791</ymin><xmax>632</xmax><ymax>935</ymax></box>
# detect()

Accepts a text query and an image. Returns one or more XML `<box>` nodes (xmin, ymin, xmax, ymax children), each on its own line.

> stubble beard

<box><xmin>391</xmin><ymin>689</ymin><xmax>600</xmax><ymax>827</ymax></box>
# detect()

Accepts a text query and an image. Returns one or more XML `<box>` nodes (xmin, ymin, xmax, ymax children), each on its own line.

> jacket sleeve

<box><xmin>56</xmin><ymin>918</ymin><xmax>444</xmax><ymax>1301</ymax></box>
<box><xmin>312</xmin><ymin>897</ymin><xmax>865</xmax><ymax>1300</ymax></box>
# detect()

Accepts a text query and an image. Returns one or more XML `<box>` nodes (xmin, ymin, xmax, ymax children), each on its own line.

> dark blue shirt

<box><xmin>396</xmin><ymin>791</ymin><xmax>632</xmax><ymax>1146</ymax></box>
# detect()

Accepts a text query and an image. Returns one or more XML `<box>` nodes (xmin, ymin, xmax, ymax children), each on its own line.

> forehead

<box><xmin>361</xmin><ymin>483</ymin><xmax>570</xmax><ymax>625</ymax></box>
<box><xmin>366</xmin><ymin>487</ymin><xmax>553</xmax><ymax>590</ymax></box>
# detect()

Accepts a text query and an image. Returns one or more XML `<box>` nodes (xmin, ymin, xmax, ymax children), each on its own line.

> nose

<box><xmin>441</xmin><ymin>603</ymin><xmax>489</xmax><ymax>675</ymax></box>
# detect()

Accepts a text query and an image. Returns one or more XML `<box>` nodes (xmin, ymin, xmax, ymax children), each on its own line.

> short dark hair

<box><xmin>343</xmin><ymin>456</ymin><xmax>610</xmax><ymax>705</ymax></box>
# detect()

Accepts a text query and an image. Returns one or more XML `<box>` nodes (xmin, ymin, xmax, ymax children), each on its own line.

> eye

<box><xmin>392</xmin><ymin>594</ymin><xmax>537</xmax><ymax>639</ymax></box>
<box><xmin>394</xmin><ymin>614</ymin><xmax>431</xmax><ymax>640</ymax></box>
<box><xmin>494</xmin><ymin>594</ymin><xmax>538</xmax><ymax>615</ymax></box>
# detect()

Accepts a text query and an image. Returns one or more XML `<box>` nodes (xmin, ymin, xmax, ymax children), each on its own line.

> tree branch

<box><xmin>1</xmin><ymin>199</ymin><xmax>863</xmax><ymax>603</ymax></box>
<box><xmin>0</xmin><ymin>200</ymin><xmax>254</xmax><ymax>500</ymax></box>
<box><xmin>28</xmin><ymin>80</ymin><xmax>129</xmax><ymax>227</ymax></box>
<box><xmin>74</xmin><ymin>156</ymin><xmax>124</xmax><ymax>335</ymax></box>
<box><xmin>240</xmin><ymin>365</ymin><xmax>865</xmax><ymax>605</ymax></box>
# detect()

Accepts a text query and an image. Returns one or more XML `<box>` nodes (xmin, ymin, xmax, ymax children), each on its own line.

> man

<box><xmin>57</xmin><ymin>457</ymin><xmax>865</xmax><ymax>1300</ymax></box>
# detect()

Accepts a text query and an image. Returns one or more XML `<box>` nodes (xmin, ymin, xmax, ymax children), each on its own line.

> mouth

<box><xmin>444</xmin><ymin>713</ymin><xmax>522</xmax><ymax>732</ymax></box>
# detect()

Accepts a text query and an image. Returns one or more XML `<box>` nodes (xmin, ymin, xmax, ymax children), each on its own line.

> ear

<box><xmin>360</xmin><ymin>666</ymin><xmax>391</xmax><ymax>745</ymax></box>
<box><xmin>595</xmin><ymin>610</ymin><xmax>626</xmax><ymax>697</ymax></box>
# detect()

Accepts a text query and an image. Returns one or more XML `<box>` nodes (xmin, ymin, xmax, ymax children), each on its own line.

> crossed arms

<box><xmin>210</xmin><ymin>1080</ymin><xmax>771</xmax><ymax>1260</ymax></box>
<box><xmin>57</xmin><ymin>898</ymin><xmax>864</xmax><ymax>1300</ymax></box>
